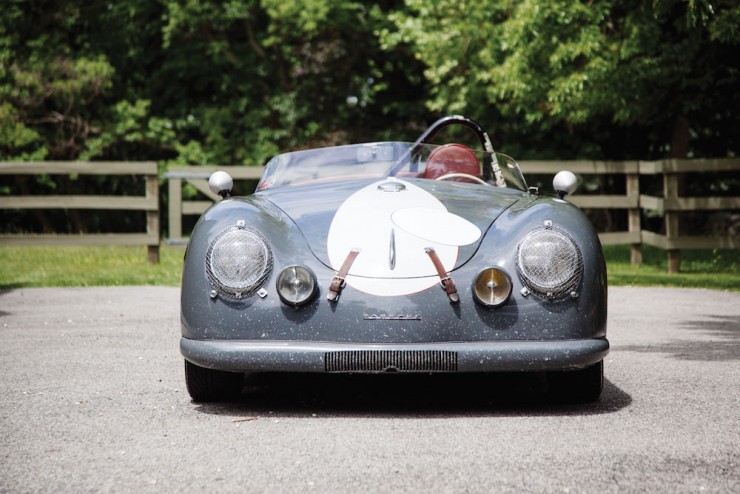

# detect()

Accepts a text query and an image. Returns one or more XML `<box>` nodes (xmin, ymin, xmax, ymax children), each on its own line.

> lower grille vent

<box><xmin>324</xmin><ymin>350</ymin><xmax>458</xmax><ymax>373</ymax></box>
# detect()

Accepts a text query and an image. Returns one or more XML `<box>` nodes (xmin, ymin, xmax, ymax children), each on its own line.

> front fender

<box><xmin>467</xmin><ymin>195</ymin><xmax>607</xmax><ymax>338</ymax></box>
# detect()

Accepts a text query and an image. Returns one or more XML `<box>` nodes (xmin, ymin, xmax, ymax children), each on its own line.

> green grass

<box><xmin>0</xmin><ymin>245</ymin><xmax>183</xmax><ymax>288</ymax></box>
<box><xmin>604</xmin><ymin>245</ymin><xmax>739</xmax><ymax>291</ymax></box>
<box><xmin>1</xmin><ymin>244</ymin><xmax>738</xmax><ymax>291</ymax></box>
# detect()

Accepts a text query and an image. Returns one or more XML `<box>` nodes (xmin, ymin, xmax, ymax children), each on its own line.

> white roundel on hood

<box><xmin>327</xmin><ymin>178</ymin><xmax>481</xmax><ymax>296</ymax></box>
<box><xmin>391</xmin><ymin>207</ymin><xmax>482</xmax><ymax>246</ymax></box>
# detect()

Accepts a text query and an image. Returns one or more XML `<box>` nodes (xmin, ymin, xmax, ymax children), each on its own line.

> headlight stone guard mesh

<box><xmin>516</xmin><ymin>226</ymin><xmax>583</xmax><ymax>299</ymax></box>
<box><xmin>205</xmin><ymin>226</ymin><xmax>273</xmax><ymax>299</ymax></box>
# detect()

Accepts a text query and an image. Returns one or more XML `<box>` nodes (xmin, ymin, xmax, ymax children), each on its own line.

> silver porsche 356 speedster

<box><xmin>180</xmin><ymin>115</ymin><xmax>608</xmax><ymax>403</ymax></box>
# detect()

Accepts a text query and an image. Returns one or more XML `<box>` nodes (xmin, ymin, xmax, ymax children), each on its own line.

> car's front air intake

<box><xmin>324</xmin><ymin>350</ymin><xmax>458</xmax><ymax>373</ymax></box>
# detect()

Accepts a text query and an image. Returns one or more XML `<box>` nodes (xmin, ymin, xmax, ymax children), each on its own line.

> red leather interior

<box><xmin>423</xmin><ymin>143</ymin><xmax>481</xmax><ymax>180</ymax></box>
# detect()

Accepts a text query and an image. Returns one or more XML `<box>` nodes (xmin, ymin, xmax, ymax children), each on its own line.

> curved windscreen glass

<box><xmin>257</xmin><ymin>142</ymin><xmax>527</xmax><ymax>192</ymax></box>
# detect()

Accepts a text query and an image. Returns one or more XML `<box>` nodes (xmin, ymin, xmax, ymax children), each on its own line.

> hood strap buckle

<box><xmin>327</xmin><ymin>249</ymin><xmax>360</xmax><ymax>302</ymax></box>
<box><xmin>425</xmin><ymin>247</ymin><xmax>459</xmax><ymax>303</ymax></box>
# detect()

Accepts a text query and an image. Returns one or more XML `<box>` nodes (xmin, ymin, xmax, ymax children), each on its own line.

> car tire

<box><xmin>547</xmin><ymin>360</ymin><xmax>603</xmax><ymax>403</ymax></box>
<box><xmin>184</xmin><ymin>360</ymin><xmax>244</xmax><ymax>402</ymax></box>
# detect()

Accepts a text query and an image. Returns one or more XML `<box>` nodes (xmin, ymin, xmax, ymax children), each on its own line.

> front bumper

<box><xmin>180</xmin><ymin>338</ymin><xmax>609</xmax><ymax>373</ymax></box>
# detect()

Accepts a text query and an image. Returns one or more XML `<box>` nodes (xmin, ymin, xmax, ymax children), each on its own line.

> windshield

<box><xmin>257</xmin><ymin>142</ymin><xmax>527</xmax><ymax>192</ymax></box>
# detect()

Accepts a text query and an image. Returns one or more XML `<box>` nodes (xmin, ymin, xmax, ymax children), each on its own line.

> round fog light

<box><xmin>473</xmin><ymin>268</ymin><xmax>512</xmax><ymax>308</ymax></box>
<box><xmin>276</xmin><ymin>266</ymin><xmax>317</xmax><ymax>307</ymax></box>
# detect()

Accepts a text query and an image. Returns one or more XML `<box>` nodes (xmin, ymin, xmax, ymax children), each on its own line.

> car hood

<box><xmin>261</xmin><ymin>178</ymin><xmax>522</xmax><ymax>294</ymax></box>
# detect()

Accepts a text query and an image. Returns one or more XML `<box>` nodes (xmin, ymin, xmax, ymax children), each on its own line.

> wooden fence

<box><xmin>163</xmin><ymin>166</ymin><xmax>263</xmax><ymax>245</ymax></box>
<box><xmin>0</xmin><ymin>161</ymin><xmax>160</xmax><ymax>263</ymax></box>
<box><xmin>637</xmin><ymin>159</ymin><xmax>740</xmax><ymax>273</ymax></box>
<box><xmin>520</xmin><ymin>158</ymin><xmax>739</xmax><ymax>272</ymax></box>
<box><xmin>520</xmin><ymin>160</ymin><xmax>643</xmax><ymax>264</ymax></box>
<box><xmin>1</xmin><ymin>158</ymin><xmax>738</xmax><ymax>272</ymax></box>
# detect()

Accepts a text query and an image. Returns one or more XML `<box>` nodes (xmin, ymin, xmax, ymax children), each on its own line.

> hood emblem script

<box><xmin>363</xmin><ymin>313</ymin><xmax>421</xmax><ymax>321</ymax></box>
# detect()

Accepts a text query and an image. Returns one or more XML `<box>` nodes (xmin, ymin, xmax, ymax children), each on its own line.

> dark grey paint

<box><xmin>180</xmin><ymin>179</ymin><xmax>608</xmax><ymax>373</ymax></box>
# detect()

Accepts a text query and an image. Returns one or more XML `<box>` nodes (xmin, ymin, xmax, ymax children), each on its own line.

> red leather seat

<box><xmin>423</xmin><ymin>143</ymin><xmax>481</xmax><ymax>181</ymax></box>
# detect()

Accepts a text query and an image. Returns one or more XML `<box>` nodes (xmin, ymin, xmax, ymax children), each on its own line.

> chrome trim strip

<box><xmin>389</xmin><ymin>228</ymin><xmax>396</xmax><ymax>270</ymax></box>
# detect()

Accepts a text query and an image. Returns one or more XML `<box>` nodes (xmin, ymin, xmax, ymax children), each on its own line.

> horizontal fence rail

<box><xmin>2</xmin><ymin>158</ymin><xmax>738</xmax><ymax>272</ymax></box>
<box><xmin>0</xmin><ymin>161</ymin><xmax>160</xmax><ymax>263</ymax></box>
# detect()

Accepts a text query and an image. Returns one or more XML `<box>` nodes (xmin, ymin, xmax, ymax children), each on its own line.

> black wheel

<box><xmin>547</xmin><ymin>360</ymin><xmax>603</xmax><ymax>403</ymax></box>
<box><xmin>184</xmin><ymin>360</ymin><xmax>244</xmax><ymax>402</ymax></box>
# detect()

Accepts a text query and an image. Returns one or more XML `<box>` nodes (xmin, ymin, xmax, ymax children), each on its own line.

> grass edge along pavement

<box><xmin>0</xmin><ymin>244</ymin><xmax>738</xmax><ymax>291</ymax></box>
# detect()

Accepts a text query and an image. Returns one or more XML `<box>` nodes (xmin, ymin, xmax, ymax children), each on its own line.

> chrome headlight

<box><xmin>516</xmin><ymin>226</ymin><xmax>583</xmax><ymax>299</ymax></box>
<box><xmin>276</xmin><ymin>265</ymin><xmax>317</xmax><ymax>307</ymax></box>
<box><xmin>206</xmin><ymin>226</ymin><xmax>272</xmax><ymax>299</ymax></box>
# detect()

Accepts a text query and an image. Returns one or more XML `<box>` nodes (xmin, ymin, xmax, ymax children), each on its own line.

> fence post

<box><xmin>664</xmin><ymin>171</ymin><xmax>680</xmax><ymax>273</ymax></box>
<box><xmin>168</xmin><ymin>177</ymin><xmax>183</xmax><ymax>241</ymax></box>
<box><xmin>146</xmin><ymin>171</ymin><xmax>160</xmax><ymax>264</ymax></box>
<box><xmin>627</xmin><ymin>172</ymin><xmax>642</xmax><ymax>265</ymax></box>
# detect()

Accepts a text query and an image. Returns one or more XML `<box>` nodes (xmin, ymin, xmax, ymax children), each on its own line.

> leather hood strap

<box><xmin>327</xmin><ymin>249</ymin><xmax>360</xmax><ymax>302</ymax></box>
<box><xmin>424</xmin><ymin>247</ymin><xmax>460</xmax><ymax>303</ymax></box>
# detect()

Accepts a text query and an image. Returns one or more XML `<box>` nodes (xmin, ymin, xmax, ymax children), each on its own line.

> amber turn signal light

<box><xmin>473</xmin><ymin>268</ymin><xmax>512</xmax><ymax>308</ymax></box>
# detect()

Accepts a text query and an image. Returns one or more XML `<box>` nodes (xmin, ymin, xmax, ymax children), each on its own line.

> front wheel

<box><xmin>184</xmin><ymin>360</ymin><xmax>243</xmax><ymax>402</ymax></box>
<box><xmin>547</xmin><ymin>360</ymin><xmax>603</xmax><ymax>403</ymax></box>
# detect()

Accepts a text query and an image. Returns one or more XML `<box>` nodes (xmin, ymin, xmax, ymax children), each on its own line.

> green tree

<box><xmin>381</xmin><ymin>0</ymin><xmax>739</xmax><ymax>159</ymax></box>
<box><xmin>0</xmin><ymin>0</ymin><xmax>426</xmax><ymax>166</ymax></box>
<box><xmin>0</xmin><ymin>1</ymin><xmax>179</xmax><ymax>162</ymax></box>
<box><xmin>3</xmin><ymin>0</ymin><xmax>736</xmax><ymax>165</ymax></box>
<box><xmin>154</xmin><ymin>0</ymin><xmax>426</xmax><ymax>166</ymax></box>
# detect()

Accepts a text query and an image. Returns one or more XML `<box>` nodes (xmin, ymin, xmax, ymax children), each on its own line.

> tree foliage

<box><xmin>1</xmin><ymin>0</ymin><xmax>737</xmax><ymax>166</ymax></box>
<box><xmin>382</xmin><ymin>0</ymin><xmax>739</xmax><ymax>159</ymax></box>
<box><xmin>1</xmin><ymin>0</ymin><xmax>426</xmax><ymax>166</ymax></box>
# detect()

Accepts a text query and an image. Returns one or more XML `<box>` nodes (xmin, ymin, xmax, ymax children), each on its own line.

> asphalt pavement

<box><xmin>1</xmin><ymin>286</ymin><xmax>738</xmax><ymax>493</ymax></box>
